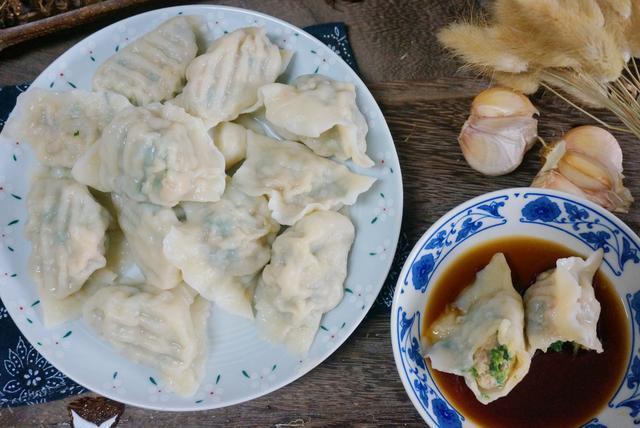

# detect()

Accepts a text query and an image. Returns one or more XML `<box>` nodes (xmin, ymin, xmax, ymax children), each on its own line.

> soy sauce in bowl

<box><xmin>423</xmin><ymin>236</ymin><xmax>629</xmax><ymax>428</ymax></box>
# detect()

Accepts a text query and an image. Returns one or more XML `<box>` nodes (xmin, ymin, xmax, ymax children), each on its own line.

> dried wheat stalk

<box><xmin>438</xmin><ymin>0</ymin><xmax>640</xmax><ymax>138</ymax></box>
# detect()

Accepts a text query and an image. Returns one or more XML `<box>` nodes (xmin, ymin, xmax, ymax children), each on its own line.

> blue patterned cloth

<box><xmin>0</xmin><ymin>22</ymin><xmax>408</xmax><ymax>407</ymax></box>
<box><xmin>304</xmin><ymin>23</ymin><xmax>361</xmax><ymax>74</ymax></box>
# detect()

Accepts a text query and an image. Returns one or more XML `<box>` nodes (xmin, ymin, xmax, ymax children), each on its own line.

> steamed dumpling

<box><xmin>72</xmin><ymin>103</ymin><xmax>226</xmax><ymax>207</ymax></box>
<box><xmin>1</xmin><ymin>89</ymin><xmax>130</xmax><ymax>167</ymax></box>
<box><xmin>174</xmin><ymin>27</ymin><xmax>292</xmax><ymax>127</ymax></box>
<box><xmin>26</xmin><ymin>170</ymin><xmax>111</xmax><ymax>301</ymax></box>
<box><xmin>83</xmin><ymin>284</ymin><xmax>209</xmax><ymax>396</ymax></box>
<box><xmin>163</xmin><ymin>181</ymin><xmax>279</xmax><ymax>318</ymax></box>
<box><xmin>93</xmin><ymin>16</ymin><xmax>202</xmax><ymax>105</ymax></box>
<box><xmin>102</xmin><ymin>229</ymin><xmax>141</xmax><ymax>285</ymax></box>
<box><xmin>232</xmin><ymin>131</ymin><xmax>375</xmax><ymax>225</ymax></box>
<box><xmin>254</xmin><ymin>211</ymin><xmax>355</xmax><ymax>354</ymax></box>
<box><xmin>257</xmin><ymin>75</ymin><xmax>374</xmax><ymax>167</ymax></box>
<box><xmin>209</xmin><ymin>122</ymin><xmax>248</xmax><ymax>170</ymax></box>
<box><xmin>524</xmin><ymin>250</ymin><xmax>604</xmax><ymax>353</ymax></box>
<box><xmin>112</xmin><ymin>193</ymin><xmax>181</xmax><ymax>290</ymax></box>
<box><xmin>39</xmin><ymin>268</ymin><xmax>114</xmax><ymax>328</ymax></box>
<box><xmin>424</xmin><ymin>253</ymin><xmax>531</xmax><ymax>405</ymax></box>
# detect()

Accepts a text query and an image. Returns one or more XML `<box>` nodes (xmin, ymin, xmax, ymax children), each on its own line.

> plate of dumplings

<box><xmin>0</xmin><ymin>5</ymin><xmax>402</xmax><ymax>410</ymax></box>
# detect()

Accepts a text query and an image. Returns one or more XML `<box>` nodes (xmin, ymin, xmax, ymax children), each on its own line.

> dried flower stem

<box><xmin>538</xmin><ymin>64</ymin><xmax>640</xmax><ymax>138</ymax></box>
<box><xmin>538</xmin><ymin>79</ymin><xmax>624</xmax><ymax>133</ymax></box>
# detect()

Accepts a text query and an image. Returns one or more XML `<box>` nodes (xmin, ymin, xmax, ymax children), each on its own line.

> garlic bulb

<box><xmin>532</xmin><ymin>125</ymin><xmax>633</xmax><ymax>213</ymax></box>
<box><xmin>459</xmin><ymin>87</ymin><xmax>538</xmax><ymax>176</ymax></box>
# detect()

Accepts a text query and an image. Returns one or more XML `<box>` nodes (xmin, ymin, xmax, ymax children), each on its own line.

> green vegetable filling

<box><xmin>548</xmin><ymin>341</ymin><xmax>565</xmax><ymax>352</ymax></box>
<box><xmin>548</xmin><ymin>341</ymin><xmax>580</xmax><ymax>355</ymax></box>
<box><xmin>488</xmin><ymin>345</ymin><xmax>511</xmax><ymax>385</ymax></box>
<box><xmin>469</xmin><ymin>367</ymin><xmax>479</xmax><ymax>379</ymax></box>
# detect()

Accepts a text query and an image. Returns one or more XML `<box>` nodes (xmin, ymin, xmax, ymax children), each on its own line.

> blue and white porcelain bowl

<box><xmin>391</xmin><ymin>188</ymin><xmax>640</xmax><ymax>427</ymax></box>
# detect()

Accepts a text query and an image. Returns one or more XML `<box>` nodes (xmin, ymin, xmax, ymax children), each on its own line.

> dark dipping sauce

<box><xmin>423</xmin><ymin>236</ymin><xmax>630</xmax><ymax>428</ymax></box>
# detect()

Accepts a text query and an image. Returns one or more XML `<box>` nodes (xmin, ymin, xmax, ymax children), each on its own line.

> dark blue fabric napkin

<box><xmin>304</xmin><ymin>23</ymin><xmax>361</xmax><ymax>74</ymax></box>
<box><xmin>0</xmin><ymin>22</ymin><xmax>409</xmax><ymax>407</ymax></box>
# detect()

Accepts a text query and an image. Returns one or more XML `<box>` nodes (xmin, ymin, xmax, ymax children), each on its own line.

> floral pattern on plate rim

<box><xmin>0</xmin><ymin>5</ymin><xmax>402</xmax><ymax>411</ymax></box>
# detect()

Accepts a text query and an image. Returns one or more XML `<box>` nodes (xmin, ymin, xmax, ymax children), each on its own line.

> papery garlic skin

<box><xmin>459</xmin><ymin>87</ymin><xmax>539</xmax><ymax>176</ymax></box>
<box><xmin>532</xmin><ymin>125</ymin><xmax>633</xmax><ymax>213</ymax></box>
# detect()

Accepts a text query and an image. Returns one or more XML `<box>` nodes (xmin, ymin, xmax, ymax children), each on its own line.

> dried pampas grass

<box><xmin>438</xmin><ymin>0</ymin><xmax>640</xmax><ymax>139</ymax></box>
<box><xmin>628</xmin><ymin>1</ymin><xmax>640</xmax><ymax>56</ymax></box>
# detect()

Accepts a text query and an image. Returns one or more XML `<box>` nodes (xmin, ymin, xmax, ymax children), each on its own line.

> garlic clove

<box><xmin>460</xmin><ymin>87</ymin><xmax>538</xmax><ymax>176</ymax></box>
<box><xmin>557</xmin><ymin>151</ymin><xmax>613</xmax><ymax>191</ymax></box>
<box><xmin>471</xmin><ymin>87</ymin><xmax>539</xmax><ymax>118</ymax></box>
<box><xmin>532</xmin><ymin>125</ymin><xmax>633</xmax><ymax>212</ymax></box>
<box><xmin>562</xmin><ymin>125</ymin><xmax>623</xmax><ymax>171</ymax></box>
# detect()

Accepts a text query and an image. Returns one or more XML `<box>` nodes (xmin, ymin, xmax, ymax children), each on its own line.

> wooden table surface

<box><xmin>1</xmin><ymin>1</ymin><xmax>639</xmax><ymax>427</ymax></box>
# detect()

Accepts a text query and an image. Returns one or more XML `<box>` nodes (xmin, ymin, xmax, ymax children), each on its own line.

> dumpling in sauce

<box><xmin>174</xmin><ymin>27</ymin><xmax>292</xmax><ymax>127</ymax></box>
<box><xmin>112</xmin><ymin>193</ymin><xmax>181</xmax><ymax>290</ymax></box>
<box><xmin>257</xmin><ymin>74</ymin><xmax>374</xmax><ymax>167</ymax></box>
<box><xmin>72</xmin><ymin>103</ymin><xmax>226</xmax><ymax>207</ymax></box>
<box><xmin>254</xmin><ymin>211</ymin><xmax>354</xmax><ymax>354</ymax></box>
<box><xmin>83</xmin><ymin>283</ymin><xmax>209</xmax><ymax>396</ymax></box>
<box><xmin>26</xmin><ymin>169</ymin><xmax>111</xmax><ymax>302</ymax></box>
<box><xmin>1</xmin><ymin>89</ymin><xmax>130</xmax><ymax>168</ymax></box>
<box><xmin>232</xmin><ymin>131</ymin><xmax>375</xmax><ymax>225</ymax></box>
<box><xmin>424</xmin><ymin>253</ymin><xmax>531</xmax><ymax>404</ymax></box>
<box><xmin>524</xmin><ymin>250</ymin><xmax>604</xmax><ymax>353</ymax></box>
<box><xmin>93</xmin><ymin>16</ymin><xmax>202</xmax><ymax>105</ymax></box>
<box><xmin>163</xmin><ymin>181</ymin><xmax>279</xmax><ymax>319</ymax></box>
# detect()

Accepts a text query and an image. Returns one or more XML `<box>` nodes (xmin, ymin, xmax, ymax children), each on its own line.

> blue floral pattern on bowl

<box><xmin>611</xmin><ymin>291</ymin><xmax>640</xmax><ymax>424</ymax></box>
<box><xmin>396</xmin><ymin>307</ymin><xmax>463</xmax><ymax>428</ymax></box>
<box><xmin>403</xmin><ymin>196</ymin><xmax>507</xmax><ymax>293</ymax></box>
<box><xmin>391</xmin><ymin>188</ymin><xmax>640</xmax><ymax>427</ymax></box>
<box><xmin>521</xmin><ymin>194</ymin><xmax>639</xmax><ymax>276</ymax></box>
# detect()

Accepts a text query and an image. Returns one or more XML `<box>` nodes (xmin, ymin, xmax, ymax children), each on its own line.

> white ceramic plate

<box><xmin>0</xmin><ymin>5</ymin><xmax>402</xmax><ymax>411</ymax></box>
<box><xmin>391</xmin><ymin>188</ymin><xmax>640</xmax><ymax>427</ymax></box>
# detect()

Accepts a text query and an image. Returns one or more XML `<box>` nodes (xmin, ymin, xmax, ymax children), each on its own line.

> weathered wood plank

<box><xmin>0</xmin><ymin>0</ymin><xmax>480</xmax><ymax>86</ymax></box>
